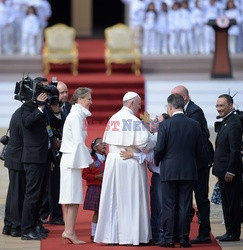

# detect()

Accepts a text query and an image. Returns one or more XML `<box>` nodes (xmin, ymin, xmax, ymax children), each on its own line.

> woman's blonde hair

<box><xmin>70</xmin><ymin>87</ymin><xmax>92</xmax><ymax>105</ymax></box>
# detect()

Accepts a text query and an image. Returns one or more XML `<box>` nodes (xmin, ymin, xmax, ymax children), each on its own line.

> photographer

<box><xmin>20</xmin><ymin>80</ymin><xmax>63</xmax><ymax>240</ymax></box>
<box><xmin>39</xmin><ymin>87</ymin><xmax>65</xmax><ymax>225</ymax></box>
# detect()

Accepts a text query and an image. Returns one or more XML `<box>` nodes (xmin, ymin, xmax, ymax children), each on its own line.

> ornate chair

<box><xmin>104</xmin><ymin>23</ymin><xmax>141</xmax><ymax>75</ymax></box>
<box><xmin>43</xmin><ymin>23</ymin><xmax>78</xmax><ymax>75</ymax></box>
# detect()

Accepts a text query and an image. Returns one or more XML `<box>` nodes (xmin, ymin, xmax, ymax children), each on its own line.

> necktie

<box><xmin>62</xmin><ymin>104</ymin><xmax>67</xmax><ymax>117</ymax></box>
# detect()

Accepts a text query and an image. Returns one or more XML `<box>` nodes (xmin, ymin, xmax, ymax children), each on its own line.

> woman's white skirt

<box><xmin>59</xmin><ymin>153</ymin><xmax>83</xmax><ymax>204</ymax></box>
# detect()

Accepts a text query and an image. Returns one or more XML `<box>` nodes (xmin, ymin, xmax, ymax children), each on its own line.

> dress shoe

<box><xmin>40</xmin><ymin>218</ymin><xmax>49</xmax><ymax>224</ymax></box>
<box><xmin>2</xmin><ymin>227</ymin><xmax>11</xmax><ymax>236</ymax></box>
<box><xmin>215</xmin><ymin>233</ymin><xmax>228</xmax><ymax>240</ymax></box>
<box><xmin>10</xmin><ymin>229</ymin><xmax>21</xmax><ymax>237</ymax></box>
<box><xmin>108</xmin><ymin>243</ymin><xmax>119</xmax><ymax>246</ymax></box>
<box><xmin>219</xmin><ymin>235</ymin><xmax>240</xmax><ymax>242</ymax></box>
<box><xmin>36</xmin><ymin>225</ymin><xmax>50</xmax><ymax>234</ymax></box>
<box><xmin>49</xmin><ymin>219</ymin><xmax>65</xmax><ymax>225</ymax></box>
<box><xmin>160</xmin><ymin>242</ymin><xmax>175</xmax><ymax>248</ymax></box>
<box><xmin>21</xmin><ymin>231</ymin><xmax>45</xmax><ymax>240</ymax></box>
<box><xmin>62</xmin><ymin>232</ymin><xmax>86</xmax><ymax>244</ymax></box>
<box><xmin>190</xmin><ymin>236</ymin><xmax>212</xmax><ymax>244</ymax></box>
<box><xmin>180</xmin><ymin>242</ymin><xmax>192</xmax><ymax>248</ymax></box>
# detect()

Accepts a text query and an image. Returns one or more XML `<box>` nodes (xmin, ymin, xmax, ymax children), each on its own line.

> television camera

<box><xmin>14</xmin><ymin>76</ymin><xmax>59</xmax><ymax>105</ymax></box>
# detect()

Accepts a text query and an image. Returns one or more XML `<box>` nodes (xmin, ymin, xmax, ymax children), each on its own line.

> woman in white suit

<box><xmin>59</xmin><ymin>87</ymin><xmax>93</xmax><ymax>244</ymax></box>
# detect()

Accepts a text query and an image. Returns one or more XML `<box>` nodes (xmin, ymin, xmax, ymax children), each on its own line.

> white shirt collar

<box><xmin>172</xmin><ymin>111</ymin><xmax>184</xmax><ymax>116</ymax></box>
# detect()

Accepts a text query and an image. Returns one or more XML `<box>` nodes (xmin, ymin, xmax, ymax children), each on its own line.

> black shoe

<box><xmin>40</xmin><ymin>218</ymin><xmax>49</xmax><ymax>224</ymax></box>
<box><xmin>219</xmin><ymin>235</ymin><xmax>240</xmax><ymax>242</ymax></box>
<box><xmin>21</xmin><ymin>231</ymin><xmax>45</xmax><ymax>240</ymax></box>
<box><xmin>191</xmin><ymin>236</ymin><xmax>212</xmax><ymax>244</ymax></box>
<box><xmin>36</xmin><ymin>225</ymin><xmax>50</xmax><ymax>234</ymax></box>
<box><xmin>160</xmin><ymin>242</ymin><xmax>175</xmax><ymax>248</ymax></box>
<box><xmin>2</xmin><ymin>227</ymin><xmax>11</xmax><ymax>236</ymax></box>
<box><xmin>10</xmin><ymin>229</ymin><xmax>21</xmax><ymax>237</ymax></box>
<box><xmin>215</xmin><ymin>233</ymin><xmax>228</xmax><ymax>240</ymax></box>
<box><xmin>180</xmin><ymin>242</ymin><xmax>192</xmax><ymax>248</ymax></box>
<box><xmin>49</xmin><ymin>219</ymin><xmax>65</xmax><ymax>225</ymax></box>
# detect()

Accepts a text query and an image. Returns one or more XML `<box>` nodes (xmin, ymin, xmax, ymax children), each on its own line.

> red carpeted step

<box><xmin>45</xmin><ymin>39</ymin><xmax>145</xmax><ymax>122</ymax></box>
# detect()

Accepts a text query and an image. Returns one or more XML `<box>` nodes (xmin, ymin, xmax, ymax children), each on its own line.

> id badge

<box><xmin>46</xmin><ymin>124</ymin><xmax>53</xmax><ymax>137</ymax></box>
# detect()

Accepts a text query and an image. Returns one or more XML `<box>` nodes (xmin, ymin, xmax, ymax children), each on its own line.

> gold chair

<box><xmin>43</xmin><ymin>23</ymin><xmax>78</xmax><ymax>75</ymax></box>
<box><xmin>104</xmin><ymin>23</ymin><xmax>141</xmax><ymax>75</ymax></box>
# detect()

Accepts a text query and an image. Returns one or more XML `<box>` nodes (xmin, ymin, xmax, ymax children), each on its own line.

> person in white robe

<box><xmin>224</xmin><ymin>0</ymin><xmax>242</xmax><ymax>54</ymax></box>
<box><xmin>191</xmin><ymin>0</ymin><xmax>205</xmax><ymax>54</ymax></box>
<box><xmin>94</xmin><ymin>91</ymin><xmax>155</xmax><ymax>246</ymax></box>
<box><xmin>142</xmin><ymin>2</ymin><xmax>157</xmax><ymax>54</ymax></box>
<box><xmin>59</xmin><ymin>87</ymin><xmax>93</xmax><ymax>245</ymax></box>
<box><xmin>21</xmin><ymin>6</ymin><xmax>40</xmax><ymax>55</ymax></box>
<box><xmin>122</xmin><ymin>0</ymin><xmax>146</xmax><ymax>49</ymax></box>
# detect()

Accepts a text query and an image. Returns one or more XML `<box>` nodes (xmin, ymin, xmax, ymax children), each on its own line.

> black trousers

<box><xmin>39</xmin><ymin>162</ymin><xmax>63</xmax><ymax>222</ymax></box>
<box><xmin>4</xmin><ymin>169</ymin><xmax>26</xmax><ymax>231</ymax></box>
<box><xmin>162</xmin><ymin>180</ymin><xmax>193</xmax><ymax>244</ymax></box>
<box><xmin>193</xmin><ymin>166</ymin><xmax>211</xmax><ymax>236</ymax></box>
<box><xmin>21</xmin><ymin>163</ymin><xmax>47</xmax><ymax>234</ymax></box>
<box><xmin>218</xmin><ymin>174</ymin><xmax>242</xmax><ymax>238</ymax></box>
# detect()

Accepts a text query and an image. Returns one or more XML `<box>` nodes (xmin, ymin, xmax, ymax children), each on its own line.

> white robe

<box><xmin>94</xmin><ymin>107</ymin><xmax>153</xmax><ymax>245</ymax></box>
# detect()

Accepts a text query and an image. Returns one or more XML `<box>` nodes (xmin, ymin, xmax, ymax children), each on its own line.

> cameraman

<box><xmin>20</xmin><ymin>83</ymin><xmax>63</xmax><ymax>240</ymax></box>
<box><xmin>39</xmin><ymin>86</ymin><xmax>65</xmax><ymax>225</ymax></box>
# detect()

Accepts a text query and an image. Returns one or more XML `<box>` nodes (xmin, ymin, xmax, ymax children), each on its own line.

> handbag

<box><xmin>0</xmin><ymin>129</ymin><xmax>9</xmax><ymax>161</ymax></box>
<box><xmin>211</xmin><ymin>181</ymin><xmax>222</xmax><ymax>205</ymax></box>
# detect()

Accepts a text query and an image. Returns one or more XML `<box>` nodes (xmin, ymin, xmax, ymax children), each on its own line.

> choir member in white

<box><xmin>224</xmin><ymin>0</ymin><xmax>242</xmax><ymax>54</ymax></box>
<box><xmin>0</xmin><ymin>0</ymin><xmax>51</xmax><ymax>55</ymax></box>
<box><xmin>143</xmin><ymin>2</ymin><xmax>157</xmax><ymax>54</ymax></box>
<box><xmin>121</xmin><ymin>0</ymin><xmax>243</xmax><ymax>55</ymax></box>
<box><xmin>21</xmin><ymin>6</ymin><xmax>40</xmax><ymax>55</ymax></box>
<box><xmin>155</xmin><ymin>2</ymin><xmax>169</xmax><ymax>54</ymax></box>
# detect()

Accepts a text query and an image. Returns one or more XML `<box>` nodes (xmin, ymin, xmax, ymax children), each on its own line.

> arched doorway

<box><xmin>92</xmin><ymin>0</ymin><xmax>125</xmax><ymax>37</ymax></box>
<box><xmin>48</xmin><ymin>0</ymin><xmax>71</xmax><ymax>26</ymax></box>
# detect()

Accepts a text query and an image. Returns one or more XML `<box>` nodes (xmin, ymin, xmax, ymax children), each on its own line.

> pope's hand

<box><xmin>120</xmin><ymin>148</ymin><xmax>134</xmax><ymax>159</ymax></box>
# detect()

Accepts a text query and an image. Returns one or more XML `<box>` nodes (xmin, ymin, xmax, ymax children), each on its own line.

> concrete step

<box><xmin>0</xmin><ymin>55</ymin><xmax>42</xmax><ymax>74</ymax></box>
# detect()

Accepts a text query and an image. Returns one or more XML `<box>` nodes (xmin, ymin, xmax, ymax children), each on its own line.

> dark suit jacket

<box><xmin>185</xmin><ymin>100</ymin><xmax>214</xmax><ymax>166</ymax></box>
<box><xmin>21</xmin><ymin>102</ymin><xmax>63</xmax><ymax>164</ymax></box>
<box><xmin>154</xmin><ymin>113</ymin><xmax>204</xmax><ymax>181</ymax></box>
<box><xmin>61</xmin><ymin>101</ymin><xmax>71</xmax><ymax>119</ymax></box>
<box><xmin>4</xmin><ymin>108</ymin><xmax>24</xmax><ymax>171</ymax></box>
<box><xmin>213</xmin><ymin>112</ymin><xmax>242</xmax><ymax>177</ymax></box>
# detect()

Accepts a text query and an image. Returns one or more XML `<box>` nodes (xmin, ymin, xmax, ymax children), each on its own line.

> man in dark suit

<box><xmin>20</xmin><ymin>88</ymin><xmax>63</xmax><ymax>240</ymax></box>
<box><xmin>154</xmin><ymin>94</ymin><xmax>204</xmax><ymax>248</ymax></box>
<box><xmin>57</xmin><ymin>81</ymin><xmax>71</xmax><ymax>119</ymax></box>
<box><xmin>171</xmin><ymin>85</ymin><xmax>213</xmax><ymax>244</ymax></box>
<box><xmin>213</xmin><ymin>94</ymin><xmax>242</xmax><ymax>242</ymax></box>
<box><xmin>2</xmin><ymin>108</ymin><xmax>25</xmax><ymax>237</ymax></box>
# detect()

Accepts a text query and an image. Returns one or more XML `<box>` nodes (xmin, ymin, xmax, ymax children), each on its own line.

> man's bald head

<box><xmin>57</xmin><ymin>81</ymin><xmax>68</xmax><ymax>103</ymax></box>
<box><xmin>171</xmin><ymin>85</ymin><xmax>189</xmax><ymax>104</ymax></box>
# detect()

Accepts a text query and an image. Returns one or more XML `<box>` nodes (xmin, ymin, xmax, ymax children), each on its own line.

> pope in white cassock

<box><xmin>94</xmin><ymin>91</ymin><xmax>155</xmax><ymax>246</ymax></box>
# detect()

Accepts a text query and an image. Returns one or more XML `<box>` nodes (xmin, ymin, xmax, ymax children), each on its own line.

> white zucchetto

<box><xmin>123</xmin><ymin>91</ymin><xmax>139</xmax><ymax>101</ymax></box>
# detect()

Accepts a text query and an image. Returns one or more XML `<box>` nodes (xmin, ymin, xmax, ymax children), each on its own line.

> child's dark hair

<box><xmin>90</xmin><ymin>137</ymin><xmax>102</xmax><ymax>158</ymax></box>
<box><xmin>162</xmin><ymin>113</ymin><xmax>170</xmax><ymax>120</ymax></box>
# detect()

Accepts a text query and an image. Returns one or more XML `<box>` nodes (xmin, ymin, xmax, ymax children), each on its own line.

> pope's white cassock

<box><xmin>94</xmin><ymin>92</ymin><xmax>155</xmax><ymax>245</ymax></box>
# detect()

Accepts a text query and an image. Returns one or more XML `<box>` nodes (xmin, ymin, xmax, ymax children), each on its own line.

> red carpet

<box><xmin>44</xmin><ymin>39</ymin><xmax>145</xmax><ymax>123</ymax></box>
